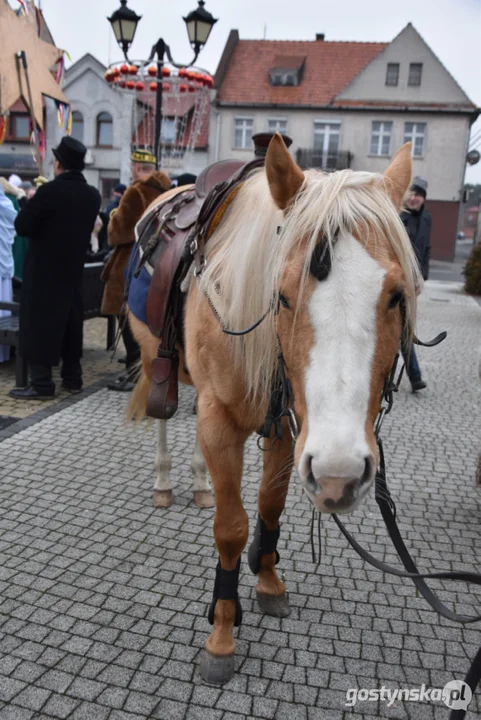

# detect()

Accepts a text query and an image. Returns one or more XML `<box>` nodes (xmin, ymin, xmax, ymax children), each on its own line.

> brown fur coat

<box><xmin>101</xmin><ymin>171</ymin><xmax>171</xmax><ymax>315</ymax></box>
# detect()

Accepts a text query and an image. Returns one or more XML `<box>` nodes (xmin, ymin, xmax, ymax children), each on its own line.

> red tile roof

<box><xmin>217</xmin><ymin>39</ymin><xmax>387</xmax><ymax>106</ymax></box>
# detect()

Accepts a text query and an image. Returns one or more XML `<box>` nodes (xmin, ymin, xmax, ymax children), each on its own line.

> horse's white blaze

<box><xmin>300</xmin><ymin>232</ymin><xmax>386</xmax><ymax>486</ymax></box>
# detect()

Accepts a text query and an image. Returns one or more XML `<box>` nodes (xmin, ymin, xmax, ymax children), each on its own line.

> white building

<box><xmin>46</xmin><ymin>54</ymin><xmax>211</xmax><ymax>206</ymax></box>
<box><xmin>211</xmin><ymin>24</ymin><xmax>479</xmax><ymax>260</ymax></box>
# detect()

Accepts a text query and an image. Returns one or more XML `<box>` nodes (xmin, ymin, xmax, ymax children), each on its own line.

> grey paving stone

<box><xmin>68</xmin><ymin>677</ymin><xmax>106</xmax><ymax>702</ymax></box>
<box><xmin>0</xmin><ymin>678</ymin><xmax>27</xmax><ymax>702</ymax></box>
<box><xmin>123</xmin><ymin>690</ymin><xmax>159</xmax><ymax>716</ymax></box>
<box><xmin>71</xmin><ymin>701</ymin><xmax>110</xmax><ymax>720</ymax></box>
<box><xmin>40</xmin><ymin>693</ymin><xmax>80</xmax><ymax>719</ymax></box>
<box><xmin>11</xmin><ymin>685</ymin><xmax>51</xmax><ymax>712</ymax></box>
<box><xmin>0</xmin><ymin>707</ymin><xmax>35</xmax><ymax>720</ymax></box>
<box><xmin>35</xmin><ymin>670</ymin><xmax>74</xmax><ymax>694</ymax></box>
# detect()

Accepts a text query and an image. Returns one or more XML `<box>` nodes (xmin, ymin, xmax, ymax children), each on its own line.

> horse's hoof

<box><xmin>199</xmin><ymin>650</ymin><xmax>235</xmax><ymax>685</ymax></box>
<box><xmin>194</xmin><ymin>490</ymin><xmax>215</xmax><ymax>508</ymax></box>
<box><xmin>256</xmin><ymin>591</ymin><xmax>291</xmax><ymax>617</ymax></box>
<box><xmin>152</xmin><ymin>490</ymin><xmax>173</xmax><ymax>508</ymax></box>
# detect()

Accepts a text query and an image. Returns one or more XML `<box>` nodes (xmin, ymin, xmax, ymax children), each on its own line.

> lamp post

<box><xmin>108</xmin><ymin>0</ymin><xmax>217</xmax><ymax>169</ymax></box>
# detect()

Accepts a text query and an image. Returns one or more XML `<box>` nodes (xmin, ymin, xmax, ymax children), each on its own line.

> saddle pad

<box><xmin>127</xmin><ymin>247</ymin><xmax>150</xmax><ymax>324</ymax></box>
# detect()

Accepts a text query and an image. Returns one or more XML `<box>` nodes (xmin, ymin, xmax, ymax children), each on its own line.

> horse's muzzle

<box><xmin>301</xmin><ymin>454</ymin><xmax>375</xmax><ymax>514</ymax></box>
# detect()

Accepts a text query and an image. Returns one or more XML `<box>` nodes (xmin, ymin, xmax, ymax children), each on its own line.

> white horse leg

<box><xmin>153</xmin><ymin>420</ymin><xmax>173</xmax><ymax>508</ymax></box>
<box><xmin>191</xmin><ymin>425</ymin><xmax>215</xmax><ymax>508</ymax></box>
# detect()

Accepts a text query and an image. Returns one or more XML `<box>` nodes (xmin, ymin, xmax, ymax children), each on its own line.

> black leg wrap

<box><xmin>208</xmin><ymin>559</ymin><xmax>242</xmax><ymax>627</ymax></box>
<box><xmin>247</xmin><ymin>516</ymin><xmax>280</xmax><ymax>575</ymax></box>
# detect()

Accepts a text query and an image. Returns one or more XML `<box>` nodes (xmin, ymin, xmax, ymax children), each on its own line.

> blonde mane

<box><xmin>200</xmin><ymin>167</ymin><xmax>422</xmax><ymax>406</ymax></box>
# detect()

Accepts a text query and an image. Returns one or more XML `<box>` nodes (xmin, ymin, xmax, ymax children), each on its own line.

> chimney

<box><xmin>316</xmin><ymin>33</ymin><xmax>325</xmax><ymax>41</ymax></box>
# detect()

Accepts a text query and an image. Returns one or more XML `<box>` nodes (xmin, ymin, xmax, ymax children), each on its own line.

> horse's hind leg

<box><xmin>197</xmin><ymin>398</ymin><xmax>249</xmax><ymax>685</ymax></box>
<box><xmin>248</xmin><ymin>424</ymin><xmax>293</xmax><ymax>617</ymax></box>
<box><xmin>191</xmin><ymin>429</ymin><xmax>215</xmax><ymax>508</ymax></box>
<box><xmin>152</xmin><ymin>420</ymin><xmax>173</xmax><ymax>508</ymax></box>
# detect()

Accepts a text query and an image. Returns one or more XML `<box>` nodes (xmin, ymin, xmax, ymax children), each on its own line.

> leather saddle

<box><xmin>132</xmin><ymin>156</ymin><xmax>264</xmax><ymax>420</ymax></box>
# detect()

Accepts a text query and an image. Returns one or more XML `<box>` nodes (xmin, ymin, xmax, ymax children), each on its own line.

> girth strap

<box><xmin>247</xmin><ymin>516</ymin><xmax>280</xmax><ymax>575</ymax></box>
<box><xmin>208</xmin><ymin>559</ymin><xmax>243</xmax><ymax>627</ymax></box>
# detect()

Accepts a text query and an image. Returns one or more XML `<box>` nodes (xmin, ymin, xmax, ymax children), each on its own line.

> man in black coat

<box><xmin>9</xmin><ymin>137</ymin><xmax>101</xmax><ymax>400</ymax></box>
<box><xmin>400</xmin><ymin>176</ymin><xmax>431</xmax><ymax>392</ymax></box>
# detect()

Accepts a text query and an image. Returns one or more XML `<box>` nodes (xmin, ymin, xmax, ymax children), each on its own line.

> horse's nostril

<box><xmin>307</xmin><ymin>470</ymin><xmax>320</xmax><ymax>495</ymax></box>
<box><xmin>361</xmin><ymin>456</ymin><xmax>373</xmax><ymax>485</ymax></box>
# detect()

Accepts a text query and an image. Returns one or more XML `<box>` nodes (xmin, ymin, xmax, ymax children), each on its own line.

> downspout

<box><xmin>215</xmin><ymin>110</ymin><xmax>221</xmax><ymax>162</ymax></box>
<box><xmin>455</xmin><ymin>117</ymin><xmax>473</xmax><ymax>259</ymax></box>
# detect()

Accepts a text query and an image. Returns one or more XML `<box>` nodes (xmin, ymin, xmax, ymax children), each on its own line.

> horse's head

<box><xmin>266</xmin><ymin>135</ymin><xmax>420</xmax><ymax>514</ymax></box>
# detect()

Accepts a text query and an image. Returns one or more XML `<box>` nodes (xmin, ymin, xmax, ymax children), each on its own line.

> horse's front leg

<box><xmin>248</xmin><ymin>423</ymin><xmax>293</xmax><ymax>617</ymax></box>
<box><xmin>197</xmin><ymin>398</ymin><xmax>249</xmax><ymax>685</ymax></box>
<box><xmin>152</xmin><ymin>419</ymin><xmax>173</xmax><ymax>508</ymax></box>
<box><xmin>191</xmin><ymin>428</ymin><xmax>215</xmax><ymax>508</ymax></box>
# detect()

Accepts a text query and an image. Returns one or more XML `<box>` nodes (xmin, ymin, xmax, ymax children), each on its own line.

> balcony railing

<box><xmin>295</xmin><ymin>149</ymin><xmax>353</xmax><ymax>171</ymax></box>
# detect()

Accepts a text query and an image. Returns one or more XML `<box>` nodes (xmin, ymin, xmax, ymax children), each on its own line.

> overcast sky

<box><xmin>16</xmin><ymin>0</ymin><xmax>481</xmax><ymax>182</ymax></box>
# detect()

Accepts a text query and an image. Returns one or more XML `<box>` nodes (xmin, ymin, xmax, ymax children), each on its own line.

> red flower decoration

<box><xmin>149</xmin><ymin>82</ymin><xmax>157</xmax><ymax>92</ymax></box>
<box><xmin>126</xmin><ymin>80</ymin><xmax>135</xmax><ymax>89</ymax></box>
<box><xmin>162</xmin><ymin>67</ymin><xmax>171</xmax><ymax>77</ymax></box>
<box><xmin>135</xmin><ymin>81</ymin><xmax>145</xmax><ymax>91</ymax></box>
<box><xmin>128</xmin><ymin>65</ymin><xmax>138</xmax><ymax>75</ymax></box>
<box><xmin>148</xmin><ymin>66</ymin><xmax>157</xmax><ymax>77</ymax></box>
<box><xmin>179</xmin><ymin>83</ymin><xmax>187</xmax><ymax>93</ymax></box>
<box><xmin>120</xmin><ymin>64</ymin><xmax>129</xmax><ymax>75</ymax></box>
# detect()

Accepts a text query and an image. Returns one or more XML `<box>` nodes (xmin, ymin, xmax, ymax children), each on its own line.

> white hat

<box><xmin>8</xmin><ymin>174</ymin><xmax>22</xmax><ymax>188</ymax></box>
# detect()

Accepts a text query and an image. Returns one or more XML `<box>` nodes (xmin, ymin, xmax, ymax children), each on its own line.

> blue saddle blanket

<box><xmin>126</xmin><ymin>246</ymin><xmax>150</xmax><ymax>325</ymax></box>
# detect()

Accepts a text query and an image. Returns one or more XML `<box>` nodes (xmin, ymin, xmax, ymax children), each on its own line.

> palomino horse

<box><xmin>129</xmin><ymin>135</ymin><xmax>422</xmax><ymax>683</ymax></box>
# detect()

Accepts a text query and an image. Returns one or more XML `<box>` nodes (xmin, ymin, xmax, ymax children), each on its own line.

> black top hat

<box><xmin>252</xmin><ymin>132</ymin><xmax>293</xmax><ymax>158</ymax></box>
<box><xmin>53</xmin><ymin>136</ymin><xmax>87</xmax><ymax>171</ymax></box>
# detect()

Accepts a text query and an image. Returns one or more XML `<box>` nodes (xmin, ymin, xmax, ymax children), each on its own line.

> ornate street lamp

<box><xmin>183</xmin><ymin>1</ymin><xmax>218</xmax><ymax>56</ymax></box>
<box><xmin>107</xmin><ymin>0</ymin><xmax>217</xmax><ymax>169</ymax></box>
<box><xmin>107</xmin><ymin>0</ymin><xmax>142</xmax><ymax>63</ymax></box>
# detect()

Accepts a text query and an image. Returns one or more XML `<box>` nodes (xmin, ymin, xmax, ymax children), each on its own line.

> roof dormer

<box><xmin>269</xmin><ymin>55</ymin><xmax>306</xmax><ymax>87</ymax></box>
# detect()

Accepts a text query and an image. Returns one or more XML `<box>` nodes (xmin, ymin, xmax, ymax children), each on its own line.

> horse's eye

<box><xmin>279</xmin><ymin>293</ymin><xmax>291</xmax><ymax>310</ymax></box>
<box><xmin>388</xmin><ymin>291</ymin><xmax>404</xmax><ymax>310</ymax></box>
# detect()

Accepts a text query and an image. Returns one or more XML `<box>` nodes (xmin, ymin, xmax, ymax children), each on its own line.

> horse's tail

<box><xmin>126</xmin><ymin>367</ymin><xmax>150</xmax><ymax>422</ymax></box>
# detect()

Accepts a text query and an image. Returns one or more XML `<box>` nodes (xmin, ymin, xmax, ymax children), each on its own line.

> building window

<box><xmin>71</xmin><ymin>111</ymin><xmax>84</xmax><ymax>143</ymax></box>
<box><xmin>408</xmin><ymin>63</ymin><xmax>423</xmax><ymax>86</ymax></box>
<box><xmin>385</xmin><ymin>63</ymin><xmax>399</xmax><ymax>87</ymax></box>
<box><xmin>161</xmin><ymin>117</ymin><xmax>177</xmax><ymax>144</ymax></box>
<box><xmin>313</xmin><ymin>121</ymin><xmax>340</xmax><ymax>169</ymax></box>
<box><xmin>404</xmin><ymin>122</ymin><xmax>426</xmax><ymax>157</ymax></box>
<box><xmin>370</xmin><ymin>121</ymin><xmax>392</xmax><ymax>156</ymax></box>
<box><xmin>270</xmin><ymin>71</ymin><xmax>298</xmax><ymax>87</ymax></box>
<box><xmin>101</xmin><ymin>177</ymin><xmax>120</xmax><ymax>208</ymax></box>
<box><xmin>96</xmin><ymin>112</ymin><xmax>113</xmax><ymax>147</ymax></box>
<box><xmin>267</xmin><ymin>118</ymin><xmax>288</xmax><ymax>134</ymax></box>
<box><xmin>234</xmin><ymin>117</ymin><xmax>253</xmax><ymax>149</ymax></box>
<box><xmin>10</xmin><ymin>113</ymin><xmax>30</xmax><ymax>141</ymax></box>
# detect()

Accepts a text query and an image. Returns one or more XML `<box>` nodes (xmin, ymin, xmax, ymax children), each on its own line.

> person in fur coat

<box><xmin>101</xmin><ymin>150</ymin><xmax>171</xmax><ymax>390</ymax></box>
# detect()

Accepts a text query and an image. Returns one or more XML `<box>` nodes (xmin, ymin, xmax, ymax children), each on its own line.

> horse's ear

<box><xmin>266</xmin><ymin>133</ymin><xmax>304</xmax><ymax>210</ymax></box>
<box><xmin>383</xmin><ymin>142</ymin><xmax>412</xmax><ymax>209</ymax></box>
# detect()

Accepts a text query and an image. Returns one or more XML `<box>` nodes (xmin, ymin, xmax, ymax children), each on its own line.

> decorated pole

<box><xmin>16</xmin><ymin>50</ymin><xmax>43</xmax><ymax>175</ymax></box>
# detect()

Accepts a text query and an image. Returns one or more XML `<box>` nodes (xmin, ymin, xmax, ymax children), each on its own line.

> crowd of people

<box><xmin>0</xmin><ymin>134</ymin><xmax>431</xmax><ymax>398</ymax></box>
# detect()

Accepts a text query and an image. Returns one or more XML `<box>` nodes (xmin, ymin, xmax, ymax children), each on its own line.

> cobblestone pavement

<box><xmin>0</xmin><ymin>318</ymin><xmax>118</xmax><ymax>421</ymax></box>
<box><xmin>0</xmin><ymin>281</ymin><xmax>480</xmax><ymax>720</ymax></box>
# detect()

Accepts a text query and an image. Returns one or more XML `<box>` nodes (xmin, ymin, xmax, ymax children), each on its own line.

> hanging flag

<box><xmin>16</xmin><ymin>0</ymin><xmax>29</xmax><ymax>16</ymax></box>
<box><xmin>65</xmin><ymin>105</ymin><xmax>72</xmax><ymax>136</ymax></box>
<box><xmin>35</xmin><ymin>4</ymin><xmax>42</xmax><ymax>36</ymax></box>
<box><xmin>0</xmin><ymin>115</ymin><xmax>8</xmax><ymax>145</ymax></box>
